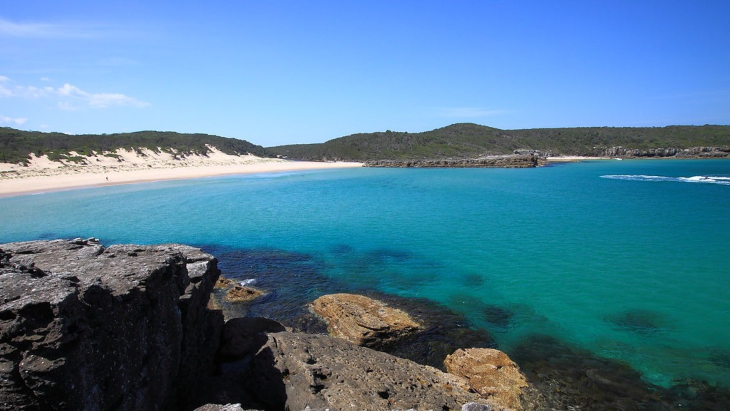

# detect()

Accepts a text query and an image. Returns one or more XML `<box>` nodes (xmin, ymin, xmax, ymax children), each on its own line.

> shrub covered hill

<box><xmin>0</xmin><ymin>127</ymin><xmax>274</xmax><ymax>165</ymax></box>
<box><xmin>268</xmin><ymin>123</ymin><xmax>730</xmax><ymax>161</ymax></box>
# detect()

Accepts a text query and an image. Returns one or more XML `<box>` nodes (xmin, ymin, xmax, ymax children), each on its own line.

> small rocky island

<box><xmin>0</xmin><ymin>239</ymin><xmax>525</xmax><ymax>411</ymax></box>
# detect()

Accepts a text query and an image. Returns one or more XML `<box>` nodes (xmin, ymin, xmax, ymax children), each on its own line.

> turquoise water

<box><xmin>1</xmin><ymin>159</ymin><xmax>729</xmax><ymax>389</ymax></box>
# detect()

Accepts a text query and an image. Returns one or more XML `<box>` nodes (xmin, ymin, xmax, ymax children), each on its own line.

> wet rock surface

<box><xmin>0</xmin><ymin>238</ymin><xmax>223</xmax><ymax>411</ymax></box>
<box><xmin>225</xmin><ymin>285</ymin><xmax>267</xmax><ymax>303</ymax></box>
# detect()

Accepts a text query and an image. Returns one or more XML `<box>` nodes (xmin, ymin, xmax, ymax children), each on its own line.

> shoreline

<box><xmin>545</xmin><ymin>156</ymin><xmax>610</xmax><ymax>162</ymax></box>
<box><xmin>0</xmin><ymin>159</ymin><xmax>362</xmax><ymax>198</ymax></box>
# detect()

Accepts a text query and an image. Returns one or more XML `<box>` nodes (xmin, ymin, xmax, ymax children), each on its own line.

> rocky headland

<box><xmin>3</xmin><ymin>239</ymin><xmax>729</xmax><ymax>411</ymax></box>
<box><xmin>600</xmin><ymin>146</ymin><xmax>730</xmax><ymax>158</ymax></box>
<box><xmin>364</xmin><ymin>155</ymin><xmax>540</xmax><ymax>168</ymax></box>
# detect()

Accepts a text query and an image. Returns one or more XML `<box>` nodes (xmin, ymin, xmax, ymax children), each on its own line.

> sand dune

<box><xmin>0</xmin><ymin>147</ymin><xmax>361</xmax><ymax>197</ymax></box>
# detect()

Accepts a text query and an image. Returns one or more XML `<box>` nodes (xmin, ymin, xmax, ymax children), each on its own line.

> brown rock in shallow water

<box><xmin>445</xmin><ymin>348</ymin><xmax>529</xmax><ymax>411</ymax></box>
<box><xmin>225</xmin><ymin>285</ymin><xmax>265</xmax><ymax>302</ymax></box>
<box><xmin>215</xmin><ymin>276</ymin><xmax>236</xmax><ymax>288</ymax></box>
<box><xmin>311</xmin><ymin>293</ymin><xmax>421</xmax><ymax>348</ymax></box>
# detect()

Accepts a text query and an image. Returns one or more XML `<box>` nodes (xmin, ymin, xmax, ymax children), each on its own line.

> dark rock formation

<box><xmin>218</xmin><ymin>317</ymin><xmax>286</xmax><ymax>363</ymax></box>
<box><xmin>0</xmin><ymin>238</ymin><xmax>223</xmax><ymax>411</ymax></box>
<box><xmin>241</xmin><ymin>331</ymin><xmax>489</xmax><ymax>411</ymax></box>
<box><xmin>364</xmin><ymin>155</ymin><xmax>539</xmax><ymax>168</ymax></box>
<box><xmin>311</xmin><ymin>293</ymin><xmax>421</xmax><ymax>349</ymax></box>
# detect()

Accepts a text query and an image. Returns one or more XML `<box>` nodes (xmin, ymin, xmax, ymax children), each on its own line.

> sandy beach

<box><xmin>0</xmin><ymin>147</ymin><xmax>361</xmax><ymax>197</ymax></box>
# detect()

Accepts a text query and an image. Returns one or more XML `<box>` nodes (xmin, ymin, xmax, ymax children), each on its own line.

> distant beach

<box><xmin>0</xmin><ymin>148</ymin><xmax>361</xmax><ymax>197</ymax></box>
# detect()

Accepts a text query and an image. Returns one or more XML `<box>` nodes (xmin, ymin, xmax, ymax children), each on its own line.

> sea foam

<box><xmin>601</xmin><ymin>174</ymin><xmax>730</xmax><ymax>185</ymax></box>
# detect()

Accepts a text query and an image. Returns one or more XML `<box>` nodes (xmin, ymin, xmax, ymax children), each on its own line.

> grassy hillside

<box><xmin>269</xmin><ymin>123</ymin><xmax>730</xmax><ymax>161</ymax></box>
<box><xmin>0</xmin><ymin>128</ymin><xmax>274</xmax><ymax>165</ymax></box>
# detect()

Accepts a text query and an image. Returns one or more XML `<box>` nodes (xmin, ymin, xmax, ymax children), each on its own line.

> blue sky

<box><xmin>1</xmin><ymin>1</ymin><xmax>729</xmax><ymax>146</ymax></box>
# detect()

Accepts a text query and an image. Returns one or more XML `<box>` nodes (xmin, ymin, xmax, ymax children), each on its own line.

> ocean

<box><xmin>1</xmin><ymin>159</ymin><xmax>729</xmax><ymax>394</ymax></box>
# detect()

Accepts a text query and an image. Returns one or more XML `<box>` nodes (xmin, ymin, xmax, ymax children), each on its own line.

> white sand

<box><xmin>0</xmin><ymin>147</ymin><xmax>361</xmax><ymax>197</ymax></box>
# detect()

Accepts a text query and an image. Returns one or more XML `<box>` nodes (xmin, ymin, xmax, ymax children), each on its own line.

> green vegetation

<box><xmin>0</xmin><ymin>128</ymin><xmax>274</xmax><ymax>165</ymax></box>
<box><xmin>3</xmin><ymin>124</ymin><xmax>729</xmax><ymax>165</ymax></box>
<box><xmin>268</xmin><ymin>123</ymin><xmax>730</xmax><ymax>161</ymax></box>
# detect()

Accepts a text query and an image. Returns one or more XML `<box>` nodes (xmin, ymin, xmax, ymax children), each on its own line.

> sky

<box><xmin>1</xmin><ymin>1</ymin><xmax>729</xmax><ymax>146</ymax></box>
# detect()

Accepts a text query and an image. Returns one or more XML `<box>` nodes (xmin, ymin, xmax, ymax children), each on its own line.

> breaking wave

<box><xmin>601</xmin><ymin>175</ymin><xmax>730</xmax><ymax>185</ymax></box>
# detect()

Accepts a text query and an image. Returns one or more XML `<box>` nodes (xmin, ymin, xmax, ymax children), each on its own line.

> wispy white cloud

<box><xmin>0</xmin><ymin>17</ymin><xmax>113</xmax><ymax>39</ymax></box>
<box><xmin>0</xmin><ymin>115</ymin><xmax>28</xmax><ymax>125</ymax></box>
<box><xmin>57</xmin><ymin>83</ymin><xmax>150</xmax><ymax>108</ymax></box>
<box><xmin>40</xmin><ymin>77</ymin><xmax>51</xmax><ymax>82</ymax></box>
<box><xmin>435</xmin><ymin>107</ymin><xmax>510</xmax><ymax>118</ymax></box>
<box><xmin>0</xmin><ymin>76</ymin><xmax>149</xmax><ymax>109</ymax></box>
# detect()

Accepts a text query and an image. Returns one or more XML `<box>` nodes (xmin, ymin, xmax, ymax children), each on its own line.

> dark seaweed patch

<box><xmin>462</xmin><ymin>273</ymin><xmax>484</xmax><ymax>287</ymax></box>
<box><xmin>709</xmin><ymin>350</ymin><xmax>730</xmax><ymax>370</ymax></box>
<box><xmin>329</xmin><ymin>244</ymin><xmax>354</xmax><ymax>255</ymax></box>
<box><xmin>482</xmin><ymin>304</ymin><xmax>514</xmax><ymax>329</ymax></box>
<box><xmin>511</xmin><ymin>334</ymin><xmax>665</xmax><ymax>409</ymax></box>
<box><xmin>510</xmin><ymin>334</ymin><xmax>730</xmax><ymax>410</ymax></box>
<box><xmin>605</xmin><ymin>309</ymin><xmax>670</xmax><ymax>335</ymax></box>
<box><xmin>364</xmin><ymin>248</ymin><xmax>412</xmax><ymax>263</ymax></box>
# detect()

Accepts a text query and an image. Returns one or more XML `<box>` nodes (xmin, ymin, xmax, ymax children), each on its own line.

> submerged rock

<box><xmin>225</xmin><ymin>285</ymin><xmax>266</xmax><ymax>303</ymax></box>
<box><xmin>311</xmin><ymin>293</ymin><xmax>421</xmax><ymax>348</ymax></box>
<box><xmin>604</xmin><ymin>309</ymin><xmax>671</xmax><ymax>335</ymax></box>
<box><xmin>0</xmin><ymin>239</ymin><xmax>223</xmax><ymax>411</ymax></box>
<box><xmin>444</xmin><ymin>348</ymin><xmax>529</xmax><ymax>411</ymax></box>
<box><xmin>215</xmin><ymin>276</ymin><xmax>237</xmax><ymax>288</ymax></box>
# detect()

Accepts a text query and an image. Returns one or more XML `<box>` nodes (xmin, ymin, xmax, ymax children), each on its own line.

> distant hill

<box><xmin>0</xmin><ymin>128</ymin><xmax>274</xmax><ymax>165</ymax></box>
<box><xmin>268</xmin><ymin>123</ymin><xmax>730</xmax><ymax>161</ymax></box>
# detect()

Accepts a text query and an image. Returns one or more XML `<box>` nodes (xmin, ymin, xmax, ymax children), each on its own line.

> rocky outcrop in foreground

<box><xmin>230</xmin><ymin>331</ymin><xmax>490</xmax><ymax>411</ymax></box>
<box><xmin>364</xmin><ymin>155</ymin><xmax>539</xmax><ymax>168</ymax></box>
<box><xmin>0</xmin><ymin>239</ymin><xmax>223</xmax><ymax>411</ymax></box>
<box><xmin>1</xmin><ymin>240</ymin><xmax>525</xmax><ymax>411</ymax></box>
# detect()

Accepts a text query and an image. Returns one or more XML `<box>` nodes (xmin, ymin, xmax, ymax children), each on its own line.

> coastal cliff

<box><xmin>0</xmin><ymin>239</ymin><xmax>223</xmax><ymax>411</ymax></box>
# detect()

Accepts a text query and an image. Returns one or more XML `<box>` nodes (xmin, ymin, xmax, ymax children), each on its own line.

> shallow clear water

<box><xmin>1</xmin><ymin>159</ymin><xmax>729</xmax><ymax>388</ymax></box>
